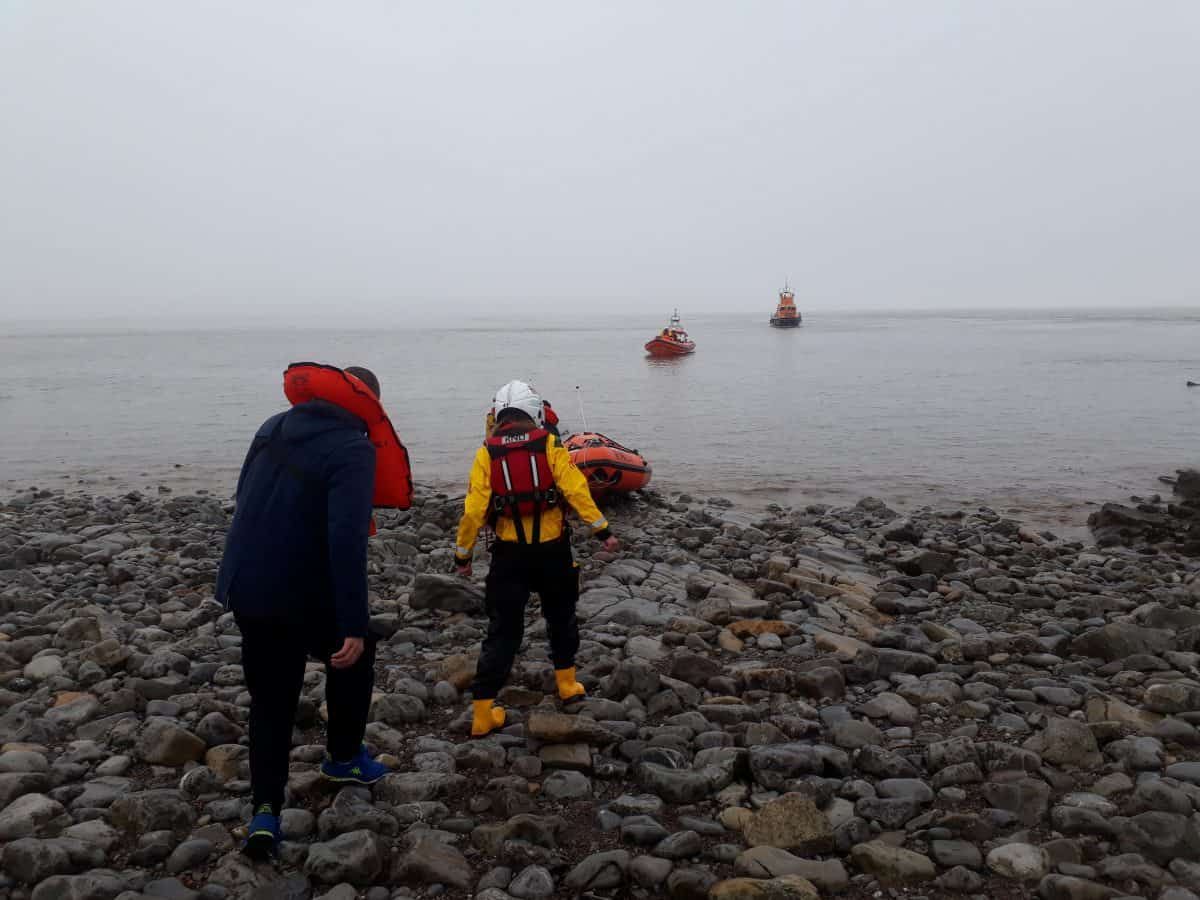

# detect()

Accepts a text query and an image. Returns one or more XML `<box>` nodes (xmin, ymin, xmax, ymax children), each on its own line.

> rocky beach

<box><xmin>2</xmin><ymin>473</ymin><xmax>1200</xmax><ymax>900</ymax></box>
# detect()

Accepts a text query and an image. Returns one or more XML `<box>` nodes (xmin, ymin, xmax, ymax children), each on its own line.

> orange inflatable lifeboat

<box><xmin>564</xmin><ymin>432</ymin><xmax>652</xmax><ymax>497</ymax></box>
<box><xmin>283</xmin><ymin>362</ymin><xmax>414</xmax><ymax>510</ymax></box>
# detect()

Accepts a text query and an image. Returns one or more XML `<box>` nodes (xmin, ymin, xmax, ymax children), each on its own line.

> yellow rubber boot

<box><xmin>471</xmin><ymin>700</ymin><xmax>506</xmax><ymax>737</ymax></box>
<box><xmin>555</xmin><ymin>667</ymin><xmax>586</xmax><ymax>701</ymax></box>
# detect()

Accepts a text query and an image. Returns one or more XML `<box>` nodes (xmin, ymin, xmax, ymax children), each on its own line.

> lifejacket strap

<box><xmin>484</xmin><ymin>427</ymin><xmax>557</xmax><ymax>545</ymax></box>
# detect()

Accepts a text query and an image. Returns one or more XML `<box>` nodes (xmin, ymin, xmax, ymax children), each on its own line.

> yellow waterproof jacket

<box><xmin>454</xmin><ymin>434</ymin><xmax>609</xmax><ymax>559</ymax></box>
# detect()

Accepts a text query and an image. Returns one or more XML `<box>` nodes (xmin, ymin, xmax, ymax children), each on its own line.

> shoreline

<box><xmin>1</xmin><ymin>478</ymin><xmax>1199</xmax><ymax>896</ymax></box>
<box><xmin>1</xmin><ymin>460</ymin><xmax>1170</xmax><ymax>542</ymax></box>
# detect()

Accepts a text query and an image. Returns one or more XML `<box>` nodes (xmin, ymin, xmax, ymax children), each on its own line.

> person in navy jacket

<box><xmin>216</xmin><ymin>365</ymin><xmax>389</xmax><ymax>859</ymax></box>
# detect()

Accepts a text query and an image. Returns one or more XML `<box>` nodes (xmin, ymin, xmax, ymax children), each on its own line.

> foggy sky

<box><xmin>2</xmin><ymin>1</ymin><xmax>1199</xmax><ymax>324</ymax></box>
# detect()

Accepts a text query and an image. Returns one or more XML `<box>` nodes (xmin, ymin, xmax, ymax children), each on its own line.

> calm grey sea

<box><xmin>2</xmin><ymin>310</ymin><xmax>1198</xmax><ymax>530</ymax></box>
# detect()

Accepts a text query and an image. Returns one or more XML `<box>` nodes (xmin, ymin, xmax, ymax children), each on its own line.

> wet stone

<box><xmin>930</xmin><ymin>839</ymin><xmax>982</xmax><ymax>869</ymax></box>
<box><xmin>655</xmin><ymin>830</ymin><xmax>703</xmax><ymax>860</ymax></box>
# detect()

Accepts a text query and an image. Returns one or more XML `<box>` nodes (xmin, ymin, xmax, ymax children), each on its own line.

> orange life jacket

<box><xmin>282</xmin><ymin>362</ymin><xmax>413</xmax><ymax>510</ymax></box>
<box><xmin>485</xmin><ymin>425</ymin><xmax>558</xmax><ymax>544</ymax></box>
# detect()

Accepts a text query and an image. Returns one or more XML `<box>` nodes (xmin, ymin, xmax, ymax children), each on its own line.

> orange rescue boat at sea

<box><xmin>769</xmin><ymin>283</ymin><xmax>801</xmax><ymax>327</ymax></box>
<box><xmin>644</xmin><ymin>309</ymin><xmax>695</xmax><ymax>356</ymax></box>
<box><xmin>564</xmin><ymin>432</ymin><xmax>652</xmax><ymax>496</ymax></box>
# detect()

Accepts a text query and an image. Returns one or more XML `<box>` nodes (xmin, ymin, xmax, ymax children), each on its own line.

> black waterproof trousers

<box><xmin>236</xmin><ymin>614</ymin><xmax>377</xmax><ymax>813</ymax></box>
<box><xmin>472</xmin><ymin>538</ymin><xmax>580</xmax><ymax>700</ymax></box>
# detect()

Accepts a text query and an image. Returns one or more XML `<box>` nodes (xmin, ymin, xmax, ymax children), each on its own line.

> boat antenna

<box><xmin>574</xmin><ymin>385</ymin><xmax>590</xmax><ymax>433</ymax></box>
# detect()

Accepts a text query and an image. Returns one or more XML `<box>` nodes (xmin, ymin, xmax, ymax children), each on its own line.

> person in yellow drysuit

<box><xmin>454</xmin><ymin>380</ymin><xmax>618</xmax><ymax>737</ymax></box>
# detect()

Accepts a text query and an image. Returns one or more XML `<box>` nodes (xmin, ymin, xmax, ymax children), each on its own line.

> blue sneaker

<box><xmin>320</xmin><ymin>745</ymin><xmax>390</xmax><ymax>785</ymax></box>
<box><xmin>243</xmin><ymin>803</ymin><xmax>280</xmax><ymax>860</ymax></box>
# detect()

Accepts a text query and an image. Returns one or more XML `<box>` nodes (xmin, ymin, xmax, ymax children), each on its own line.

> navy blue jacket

<box><xmin>216</xmin><ymin>401</ymin><xmax>376</xmax><ymax>638</ymax></box>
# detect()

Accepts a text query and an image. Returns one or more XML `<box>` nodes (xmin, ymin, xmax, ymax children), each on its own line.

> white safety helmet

<box><xmin>491</xmin><ymin>380</ymin><xmax>545</xmax><ymax>428</ymax></box>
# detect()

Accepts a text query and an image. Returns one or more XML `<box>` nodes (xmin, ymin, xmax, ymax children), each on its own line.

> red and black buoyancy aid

<box><xmin>485</xmin><ymin>426</ymin><xmax>559</xmax><ymax>544</ymax></box>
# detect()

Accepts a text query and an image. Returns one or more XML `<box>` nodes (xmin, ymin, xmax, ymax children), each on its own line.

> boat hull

<box><xmin>770</xmin><ymin>316</ymin><xmax>801</xmax><ymax>327</ymax></box>
<box><xmin>644</xmin><ymin>338</ymin><xmax>695</xmax><ymax>356</ymax></box>
<box><xmin>564</xmin><ymin>432</ymin><xmax>652</xmax><ymax>496</ymax></box>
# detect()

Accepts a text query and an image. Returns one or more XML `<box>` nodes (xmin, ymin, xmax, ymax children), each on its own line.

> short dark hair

<box><xmin>345</xmin><ymin>366</ymin><xmax>380</xmax><ymax>398</ymax></box>
<box><xmin>496</xmin><ymin>407</ymin><xmax>535</xmax><ymax>426</ymax></box>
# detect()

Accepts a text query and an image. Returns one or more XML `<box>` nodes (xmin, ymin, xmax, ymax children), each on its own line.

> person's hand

<box><xmin>602</xmin><ymin>535</ymin><xmax>620</xmax><ymax>553</ymax></box>
<box><xmin>455</xmin><ymin>561</ymin><xmax>473</xmax><ymax>578</ymax></box>
<box><xmin>330</xmin><ymin>637</ymin><xmax>364</xmax><ymax>669</ymax></box>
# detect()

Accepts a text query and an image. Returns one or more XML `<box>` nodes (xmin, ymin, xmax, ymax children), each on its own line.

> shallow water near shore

<box><xmin>2</xmin><ymin>308</ymin><xmax>1198</xmax><ymax>530</ymax></box>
